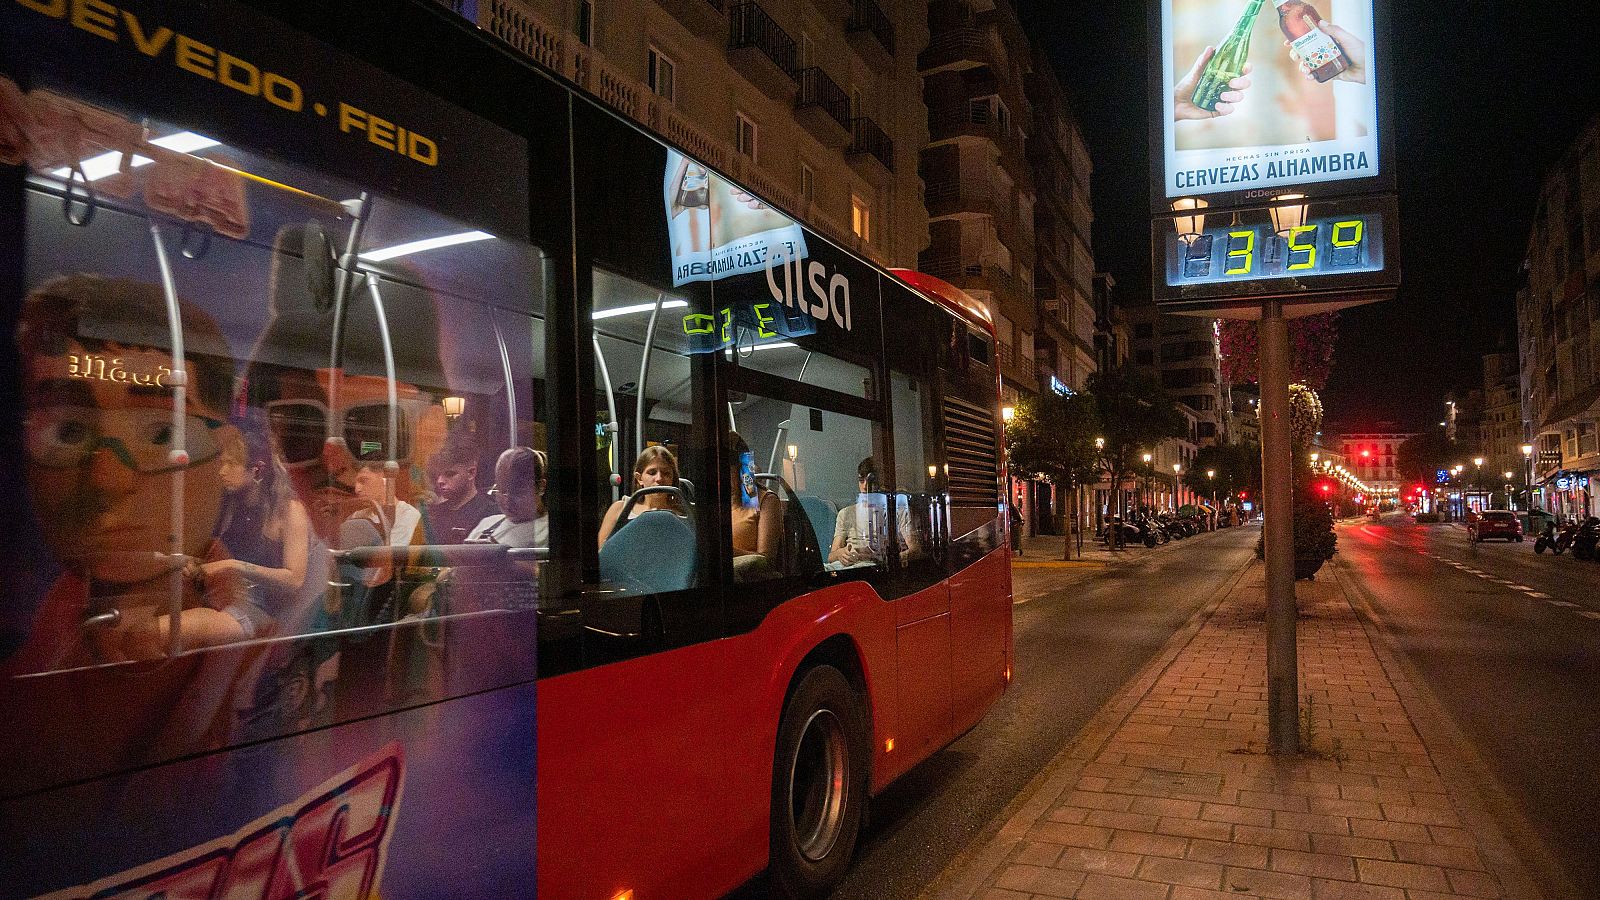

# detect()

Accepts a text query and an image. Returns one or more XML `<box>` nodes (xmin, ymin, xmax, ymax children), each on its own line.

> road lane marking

<box><xmin>1528</xmin><ymin>592</ymin><xmax>1551</xmax><ymax>598</ymax></box>
<box><xmin>1549</xmin><ymin>600</ymin><xmax>1579</xmax><ymax>608</ymax></box>
<box><xmin>1580</xmin><ymin>611</ymin><xmax>1600</xmax><ymax>620</ymax></box>
<box><xmin>1510</xmin><ymin>585</ymin><xmax>1535</xmax><ymax>591</ymax></box>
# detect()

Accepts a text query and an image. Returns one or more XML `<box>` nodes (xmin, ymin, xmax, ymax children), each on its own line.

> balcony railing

<box><xmin>729</xmin><ymin>2</ymin><xmax>798</xmax><ymax>80</ymax></box>
<box><xmin>846</xmin><ymin>0</ymin><xmax>896</xmax><ymax>55</ymax></box>
<box><xmin>848</xmin><ymin>116</ymin><xmax>894</xmax><ymax>171</ymax></box>
<box><xmin>797</xmin><ymin>67</ymin><xmax>853</xmax><ymax>133</ymax></box>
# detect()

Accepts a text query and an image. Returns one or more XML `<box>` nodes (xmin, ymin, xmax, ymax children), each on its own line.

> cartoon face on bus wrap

<box><xmin>14</xmin><ymin>275</ymin><xmax>238</xmax><ymax>670</ymax></box>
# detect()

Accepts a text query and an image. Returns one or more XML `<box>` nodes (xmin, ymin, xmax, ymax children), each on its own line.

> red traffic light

<box><xmin>1238</xmin><ymin>491</ymin><xmax>1247</xmax><ymax>499</ymax></box>
<box><xmin>1319</xmin><ymin>483</ymin><xmax>1332</xmax><ymax>494</ymax></box>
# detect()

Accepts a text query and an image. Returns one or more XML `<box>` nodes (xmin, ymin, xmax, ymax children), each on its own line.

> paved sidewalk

<box><xmin>1014</xmin><ymin>525</ymin><xmax>1248</xmax><ymax>568</ymax></box>
<box><xmin>924</xmin><ymin>560</ymin><xmax>1555</xmax><ymax>900</ymax></box>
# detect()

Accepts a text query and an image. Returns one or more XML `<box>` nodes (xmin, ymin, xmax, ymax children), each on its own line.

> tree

<box><xmin>1396</xmin><ymin>430</ymin><xmax>1459</xmax><ymax>488</ymax></box>
<box><xmin>1089</xmin><ymin>366</ymin><xmax>1187</xmax><ymax>526</ymax></box>
<box><xmin>1006</xmin><ymin>392</ymin><xmax>1102</xmax><ymax>559</ymax></box>
<box><xmin>1192</xmin><ymin>441</ymin><xmax>1260</xmax><ymax>505</ymax></box>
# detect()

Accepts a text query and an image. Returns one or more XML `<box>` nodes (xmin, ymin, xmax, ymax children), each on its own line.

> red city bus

<box><xmin>0</xmin><ymin>1</ymin><xmax>1011</xmax><ymax>896</ymax></box>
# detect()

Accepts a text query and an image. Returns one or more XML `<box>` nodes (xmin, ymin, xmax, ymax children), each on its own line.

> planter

<box><xmin>1294</xmin><ymin>556</ymin><xmax>1326</xmax><ymax>580</ymax></box>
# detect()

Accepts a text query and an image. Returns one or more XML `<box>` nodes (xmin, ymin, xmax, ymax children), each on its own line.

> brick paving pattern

<box><xmin>927</xmin><ymin>565</ymin><xmax>1547</xmax><ymax>900</ymax></box>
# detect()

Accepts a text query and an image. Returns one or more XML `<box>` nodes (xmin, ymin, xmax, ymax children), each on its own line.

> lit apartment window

<box><xmin>647</xmin><ymin>47</ymin><xmax>675</xmax><ymax>102</ymax></box>
<box><xmin>576</xmin><ymin>0</ymin><xmax>595</xmax><ymax>46</ymax></box>
<box><xmin>736</xmin><ymin>113</ymin><xmax>758</xmax><ymax>161</ymax></box>
<box><xmin>800</xmin><ymin>163</ymin><xmax>815</xmax><ymax>203</ymax></box>
<box><xmin>851</xmin><ymin>193</ymin><xmax>870</xmax><ymax>243</ymax></box>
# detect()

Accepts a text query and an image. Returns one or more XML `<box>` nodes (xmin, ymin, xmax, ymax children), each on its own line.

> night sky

<box><xmin>1014</xmin><ymin>0</ymin><xmax>1600</xmax><ymax>434</ymax></box>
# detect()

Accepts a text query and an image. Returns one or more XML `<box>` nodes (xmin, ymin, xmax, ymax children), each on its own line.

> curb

<box><xmin>1333</xmin><ymin>557</ymin><xmax>1579</xmax><ymax>900</ymax></box>
<box><xmin>918</xmin><ymin>552</ymin><xmax>1257</xmax><ymax>900</ymax></box>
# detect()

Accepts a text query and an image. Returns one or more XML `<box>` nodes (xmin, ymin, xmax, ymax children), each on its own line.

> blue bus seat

<box><xmin>600</xmin><ymin>509</ymin><xmax>696</xmax><ymax>594</ymax></box>
<box><xmin>797</xmin><ymin>495</ymin><xmax>838</xmax><ymax>552</ymax></box>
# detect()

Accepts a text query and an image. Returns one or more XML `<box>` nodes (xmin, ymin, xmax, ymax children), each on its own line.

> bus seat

<box><xmin>797</xmin><ymin>495</ymin><xmax>837</xmax><ymax>552</ymax></box>
<box><xmin>600</xmin><ymin>509</ymin><xmax>696</xmax><ymax>595</ymax></box>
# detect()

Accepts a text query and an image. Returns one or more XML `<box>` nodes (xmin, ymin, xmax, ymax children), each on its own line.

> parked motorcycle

<box><xmin>1570</xmin><ymin>517</ymin><xmax>1600</xmax><ymax>561</ymax></box>
<box><xmin>1534</xmin><ymin>519</ymin><xmax>1572</xmax><ymax>554</ymax></box>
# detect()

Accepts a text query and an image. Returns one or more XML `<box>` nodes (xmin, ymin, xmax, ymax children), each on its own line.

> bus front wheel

<box><xmin>769</xmin><ymin>664</ymin><xmax>868</xmax><ymax>899</ymax></box>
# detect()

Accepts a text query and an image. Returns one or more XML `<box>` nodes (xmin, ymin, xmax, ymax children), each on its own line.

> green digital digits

<box><xmin>1331</xmin><ymin>219</ymin><xmax>1363</xmax><ymax>248</ymax></box>
<box><xmin>1225</xmin><ymin>230</ymin><xmax>1255</xmax><ymax>275</ymax></box>
<box><xmin>1287</xmin><ymin>224</ymin><xmax>1317</xmax><ymax>271</ymax></box>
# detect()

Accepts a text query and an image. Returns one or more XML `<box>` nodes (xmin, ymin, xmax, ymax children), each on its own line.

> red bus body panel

<box><xmin>537</xmin><ymin>545</ymin><xmax>1010</xmax><ymax>899</ymax></box>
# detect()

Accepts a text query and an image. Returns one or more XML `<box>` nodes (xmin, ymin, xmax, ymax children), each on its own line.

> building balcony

<box><xmin>847</xmin><ymin>115</ymin><xmax>895</xmax><ymax>181</ymax></box>
<box><xmin>923</xmin><ymin>178</ymin><xmax>1026</xmax><ymax>250</ymax></box>
<box><xmin>918</xmin><ymin>26</ymin><xmax>996</xmax><ymax>76</ymax></box>
<box><xmin>658</xmin><ymin>0</ymin><xmax>727</xmax><ymax>34</ymax></box>
<box><xmin>928</xmin><ymin>103</ymin><xmax>1030</xmax><ymax>186</ymax></box>
<box><xmin>796</xmin><ymin>67</ymin><xmax>852</xmax><ymax>147</ymax></box>
<box><xmin>728</xmin><ymin>1</ymin><xmax>798</xmax><ymax>101</ymax></box>
<box><xmin>846</xmin><ymin>0</ymin><xmax>896</xmax><ymax>68</ymax></box>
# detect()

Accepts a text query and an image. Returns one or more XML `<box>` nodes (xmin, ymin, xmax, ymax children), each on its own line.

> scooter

<box><xmin>1535</xmin><ymin>519</ymin><xmax>1572</xmax><ymax>554</ymax></box>
<box><xmin>1571</xmin><ymin>517</ymin><xmax>1600</xmax><ymax>561</ymax></box>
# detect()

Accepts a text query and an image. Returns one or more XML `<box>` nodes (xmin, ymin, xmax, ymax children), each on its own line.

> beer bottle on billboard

<box><xmin>1274</xmin><ymin>0</ymin><xmax>1349</xmax><ymax>82</ymax></box>
<box><xmin>1191</xmin><ymin>0</ymin><xmax>1266</xmax><ymax>113</ymax></box>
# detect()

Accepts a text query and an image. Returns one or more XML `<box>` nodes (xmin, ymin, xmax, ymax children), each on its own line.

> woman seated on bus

<box><xmin>467</xmin><ymin>447</ymin><xmax>549</xmax><ymax>548</ymax></box>
<box><xmin>131</xmin><ymin>424</ymin><xmax>311</xmax><ymax>654</ymax></box>
<box><xmin>729</xmin><ymin>431</ymin><xmax>782</xmax><ymax>580</ymax></box>
<box><xmin>598</xmin><ymin>445</ymin><xmax>687</xmax><ymax>548</ymax></box>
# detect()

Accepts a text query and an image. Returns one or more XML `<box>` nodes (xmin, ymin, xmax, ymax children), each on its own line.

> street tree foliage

<box><xmin>1088</xmin><ymin>365</ymin><xmax>1187</xmax><ymax>519</ymax></box>
<box><xmin>1005</xmin><ymin>391</ymin><xmax>1102</xmax><ymax>559</ymax></box>
<box><xmin>1396</xmin><ymin>430</ymin><xmax>1460</xmax><ymax>488</ymax></box>
<box><xmin>1192</xmin><ymin>442</ymin><xmax>1261</xmax><ymax>502</ymax></box>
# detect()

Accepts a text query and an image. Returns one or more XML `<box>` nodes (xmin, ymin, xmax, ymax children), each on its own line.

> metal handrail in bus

<box><xmin>594</xmin><ymin>334</ymin><xmax>621</xmax><ymax>501</ymax></box>
<box><xmin>364</xmin><ymin>275</ymin><xmax>402</xmax><ymax>507</ymax></box>
<box><xmin>492</xmin><ymin>313</ymin><xmax>519</xmax><ymax>448</ymax></box>
<box><xmin>148</xmin><ymin>220</ymin><xmax>188</xmax><ymax>657</ymax></box>
<box><xmin>326</xmin><ymin>192</ymin><xmax>373</xmax><ymax>461</ymax></box>
<box><xmin>635</xmin><ymin>291</ymin><xmax>666</xmax><ymax>460</ymax></box>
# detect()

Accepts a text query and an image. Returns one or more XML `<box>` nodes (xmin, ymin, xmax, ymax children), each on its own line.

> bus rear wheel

<box><xmin>769</xmin><ymin>664</ymin><xmax>868</xmax><ymax>899</ymax></box>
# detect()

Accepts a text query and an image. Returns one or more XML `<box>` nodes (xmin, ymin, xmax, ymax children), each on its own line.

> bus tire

<box><xmin>769</xmin><ymin>664</ymin><xmax>868</xmax><ymax>899</ymax></box>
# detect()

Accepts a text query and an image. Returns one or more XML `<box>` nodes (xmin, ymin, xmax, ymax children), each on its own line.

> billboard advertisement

<box><xmin>665</xmin><ymin>148</ymin><xmax>808</xmax><ymax>287</ymax></box>
<box><xmin>1154</xmin><ymin>0</ymin><xmax>1389</xmax><ymax>211</ymax></box>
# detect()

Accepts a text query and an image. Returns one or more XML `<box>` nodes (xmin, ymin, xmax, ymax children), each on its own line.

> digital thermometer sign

<box><xmin>1166</xmin><ymin>215</ymin><xmax>1383</xmax><ymax>287</ymax></box>
<box><xmin>1151</xmin><ymin>194</ymin><xmax>1400</xmax><ymax>309</ymax></box>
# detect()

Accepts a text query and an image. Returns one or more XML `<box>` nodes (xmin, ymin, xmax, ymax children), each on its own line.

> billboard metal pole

<box><xmin>1259</xmin><ymin>300</ymin><xmax>1298</xmax><ymax>754</ymax></box>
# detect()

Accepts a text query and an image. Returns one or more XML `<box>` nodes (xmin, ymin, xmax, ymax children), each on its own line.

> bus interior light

<box><xmin>50</xmin><ymin>131</ymin><xmax>222</xmax><ymax>182</ymax></box>
<box><xmin>884</xmin><ymin>738</ymin><xmax>894</xmax><ymax>753</ymax></box>
<box><xmin>592</xmin><ymin>299</ymin><xmax>688</xmax><ymax>320</ymax></box>
<box><xmin>360</xmin><ymin>230</ymin><xmax>495</xmax><ymax>262</ymax></box>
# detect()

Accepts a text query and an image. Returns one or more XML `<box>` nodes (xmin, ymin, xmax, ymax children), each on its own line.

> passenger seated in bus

<box><xmin>598</xmin><ymin>445</ymin><xmax>687</xmax><ymax>547</ymax></box>
<box><xmin>349</xmin><ymin>460</ymin><xmax>424</xmax><ymax>548</ymax></box>
<box><xmin>728</xmin><ymin>431</ymin><xmax>782</xmax><ymax>579</ymax></box>
<box><xmin>467</xmin><ymin>447</ymin><xmax>549</xmax><ymax>548</ymax></box>
<box><xmin>12</xmin><ymin>275</ymin><xmax>238</xmax><ymax>668</ymax></box>
<box><xmin>424</xmin><ymin>434</ymin><xmax>498</xmax><ymax>544</ymax></box>
<box><xmin>827</xmin><ymin>457</ymin><xmax>915</xmax><ymax>570</ymax></box>
<box><xmin>129</xmin><ymin>424</ymin><xmax>311</xmax><ymax>652</ymax></box>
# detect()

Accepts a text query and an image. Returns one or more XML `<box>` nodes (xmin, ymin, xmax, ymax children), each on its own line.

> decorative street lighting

<box><xmin>1001</xmin><ymin>405</ymin><xmax>1016</xmax><ymax>423</ymax></box>
<box><xmin>1521</xmin><ymin>443</ymin><xmax>1536</xmax><ymax>513</ymax></box>
<box><xmin>1172</xmin><ymin>197</ymin><xmax>1209</xmax><ymax>244</ymax></box>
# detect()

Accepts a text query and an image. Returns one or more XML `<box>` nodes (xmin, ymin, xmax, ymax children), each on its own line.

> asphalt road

<box><xmin>1336</xmin><ymin>517</ymin><xmax>1600</xmax><ymax>891</ymax></box>
<box><xmin>747</xmin><ymin>524</ymin><xmax>1260</xmax><ymax>900</ymax></box>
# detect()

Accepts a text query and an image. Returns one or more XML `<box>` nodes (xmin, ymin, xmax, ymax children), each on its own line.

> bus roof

<box><xmin>889</xmin><ymin>269</ymin><xmax>996</xmax><ymax>337</ymax></box>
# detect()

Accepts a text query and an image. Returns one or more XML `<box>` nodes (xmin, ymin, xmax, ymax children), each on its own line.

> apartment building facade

<box><xmin>1518</xmin><ymin>113</ymin><xmax>1600</xmax><ymax>518</ymax></box>
<box><xmin>918</xmin><ymin>0</ymin><xmax>1038</xmax><ymax>398</ymax></box>
<box><xmin>473</xmin><ymin>0</ymin><xmax>929</xmax><ymax>268</ymax></box>
<box><xmin>1337</xmin><ymin>431</ymin><xmax>1415</xmax><ymax>495</ymax></box>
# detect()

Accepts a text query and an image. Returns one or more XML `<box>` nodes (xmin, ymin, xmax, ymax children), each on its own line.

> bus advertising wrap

<box><xmin>1156</xmin><ymin>0</ymin><xmax>1385</xmax><ymax>210</ymax></box>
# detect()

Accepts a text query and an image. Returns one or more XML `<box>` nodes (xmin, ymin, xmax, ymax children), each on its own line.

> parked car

<box><xmin>1470</xmin><ymin>510</ymin><xmax>1524</xmax><ymax>542</ymax></box>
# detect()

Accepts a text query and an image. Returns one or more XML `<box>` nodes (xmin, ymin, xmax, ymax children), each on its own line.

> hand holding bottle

<box><xmin>1285</xmin><ymin>18</ymin><xmax>1365</xmax><ymax>84</ymax></box>
<box><xmin>1175</xmin><ymin>46</ymin><xmax>1254</xmax><ymax>121</ymax></box>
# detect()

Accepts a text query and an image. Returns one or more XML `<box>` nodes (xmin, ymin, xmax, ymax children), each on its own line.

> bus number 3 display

<box><xmin>1169</xmin><ymin>215</ymin><xmax>1382</xmax><ymax>287</ymax></box>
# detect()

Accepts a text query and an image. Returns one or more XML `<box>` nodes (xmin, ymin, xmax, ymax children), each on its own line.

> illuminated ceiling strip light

<box><xmin>360</xmin><ymin>230</ymin><xmax>495</xmax><ymax>262</ymax></box>
<box><xmin>50</xmin><ymin>131</ymin><xmax>221</xmax><ymax>182</ymax></box>
<box><xmin>747</xmin><ymin>341</ymin><xmax>797</xmax><ymax>351</ymax></box>
<box><xmin>592</xmin><ymin>299</ymin><xmax>688</xmax><ymax>320</ymax></box>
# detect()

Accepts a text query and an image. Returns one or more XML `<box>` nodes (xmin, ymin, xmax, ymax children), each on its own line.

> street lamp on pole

<box><xmin>1522</xmin><ymin>443</ymin><xmax>1535</xmax><ymax>513</ymax></box>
